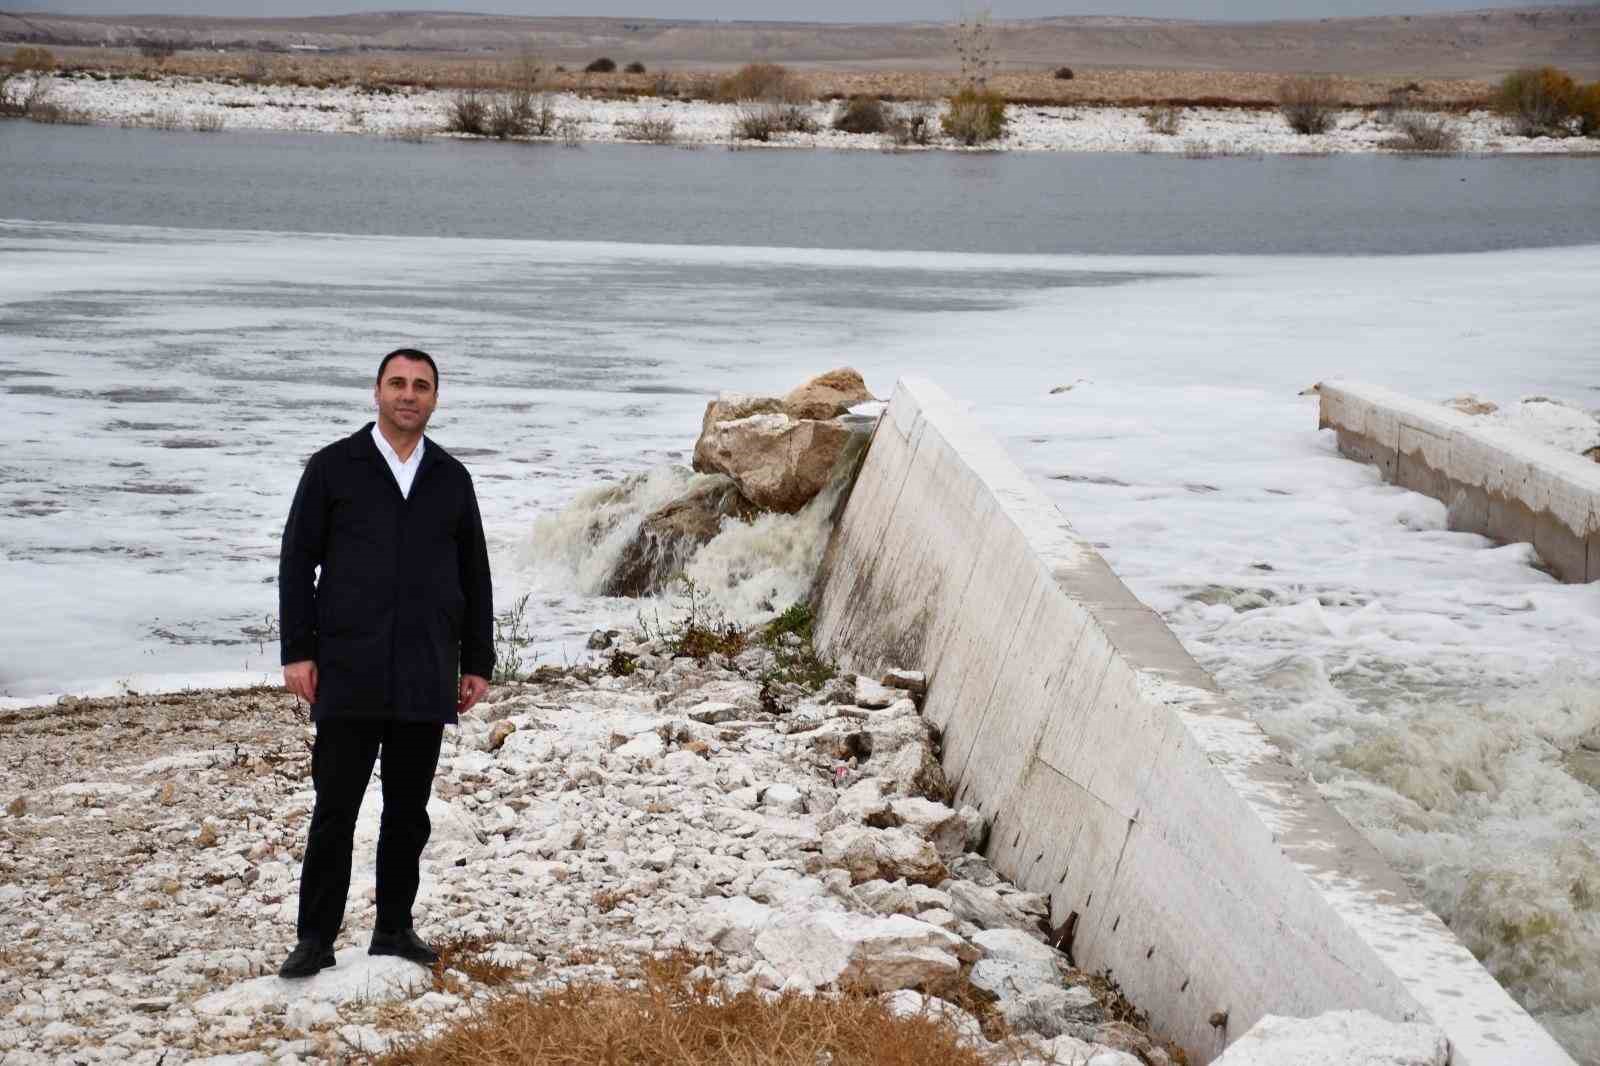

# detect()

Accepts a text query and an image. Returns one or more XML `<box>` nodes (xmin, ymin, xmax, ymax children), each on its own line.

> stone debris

<box><xmin>0</xmin><ymin>636</ymin><xmax>1177</xmax><ymax>1066</ymax></box>
<box><xmin>881</xmin><ymin>668</ymin><xmax>928</xmax><ymax>697</ymax></box>
<box><xmin>1213</xmin><ymin>1009</ymin><xmax>1449</xmax><ymax>1066</ymax></box>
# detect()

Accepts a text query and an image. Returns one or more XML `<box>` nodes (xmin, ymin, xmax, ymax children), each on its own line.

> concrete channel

<box><xmin>1318</xmin><ymin>380</ymin><xmax>1600</xmax><ymax>583</ymax></box>
<box><xmin>811</xmin><ymin>377</ymin><xmax>1575</xmax><ymax>1065</ymax></box>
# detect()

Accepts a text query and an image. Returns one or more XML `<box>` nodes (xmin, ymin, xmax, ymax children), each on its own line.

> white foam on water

<box><xmin>3</xmin><ymin>218</ymin><xmax>1599</xmax><ymax>1060</ymax></box>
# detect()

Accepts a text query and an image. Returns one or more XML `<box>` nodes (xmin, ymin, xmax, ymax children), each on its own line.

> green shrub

<box><xmin>832</xmin><ymin>95</ymin><xmax>887</xmax><ymax>134</ymax></box>
<box><xmin>1494</xmin><ymin>66</ymin><xmax>1578</xmax><ymax>136</ymax></box>
<box><xmin>941</xmin><ymin>86</ymin><xmax>1007</xmax><ymax>145</ymax></box>
<box><xmin>585</xmin><ymin>57</ymin><xmax>617</xmax><ymax>74</ymax></box>
<box><xmin>1278</xmin><ymin>76</ymin><xmax>1338</xmax><ymax>135</ymax></box>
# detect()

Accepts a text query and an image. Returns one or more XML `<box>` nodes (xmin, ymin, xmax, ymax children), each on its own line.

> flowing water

<box><xmin>3</xmin><ymin>126</ymin><xmax>1599</xmax><ymax>1059</ymax></box>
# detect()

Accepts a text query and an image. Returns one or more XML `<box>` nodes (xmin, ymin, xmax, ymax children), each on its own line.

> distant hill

<box><xmin>2</xmin><ymin>6</ymin><xmax>1597</xmax><ymax>79</ymax></box>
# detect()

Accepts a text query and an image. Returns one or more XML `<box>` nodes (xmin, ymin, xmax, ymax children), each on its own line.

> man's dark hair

<box><xmin>376</xmin><ymin>348</ymin><xmax>439</xmax><ymax>389</ymax></box>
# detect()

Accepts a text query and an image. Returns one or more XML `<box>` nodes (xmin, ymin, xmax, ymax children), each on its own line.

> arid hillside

<box><xmin>2</xmin><ymin>6</ymin><xmax>1597</xmax><ymax>79</ymax></box>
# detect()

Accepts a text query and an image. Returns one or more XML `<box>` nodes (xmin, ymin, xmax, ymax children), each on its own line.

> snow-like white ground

<box><xmin>1</xmin><ymin>220</ymin><xmax>1597</xmax><ymax>1059</ymax></box>
<box><xmin>16</xmin><ymin>71</ymin><xmax>1597</xmax><ymax>154</ymax></box>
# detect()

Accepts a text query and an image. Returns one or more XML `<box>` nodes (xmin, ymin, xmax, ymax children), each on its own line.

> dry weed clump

<box><xmin>1278</xmin><ymin>75</ymin><xmax>1339</xmax><ymax>134</ymax></box>
<box><xmin>886</xmin><ymin>105</ymin><xmax>936</xmax><ymax>147</ymax></box>
<box><xmin>732</xmin><ymin>100</ymin><xmax>818</xmax><ymax>141</ymax></box>
<box><xmin>1494</xmin><ymin>65</ymin><xmax>1594</xmax><ymax>137</ymax></box>
<box><xmin>716</xmin><ymin>62</ymin><xmax>810</xmax><ymax>105</ymax></box>
<box><xmin>1142</xmin><ymin>103</ymin><xmax>1182</xmax><ymax>135</ymax></box>
<box><xmin>1381</xmin><ymin>111</ymin><xmax>1460</xmax><ymax>151</ymax></box>
<box><xmin>9</xmin><ymin>46</ymin><xmax>56</xmax><ymax>72</ymax></box>
<box><xmin>428</xmin><ymin>933</ymin><xmax>525</xmax><ymax>994</ymax></box>
<box><xmin>376</xmin><ymin>953</ymin><xmax>998</xmax><ymax>1066</ymax></box>
<box><xmin>616</xmin><ymin>115</ymin><xmax>677</xmax><ymax>143</ymax></box>
<box><xmin>942</xmin><ymin>86</ymin><xmax>1008</xmax><ymax>145</ymax></box>
<box><xmin>833</xmin><ymin>94</ymin><xmax>889</xmax><ymax>134</ymax></box>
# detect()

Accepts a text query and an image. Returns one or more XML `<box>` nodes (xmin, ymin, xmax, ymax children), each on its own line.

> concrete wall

<box><xmin>813</xmin><ymin>378</ymin><xmax>1574</xmax><ymax>1066</ymax></box>
<box><xmin>1318</xmin><ymin>380</ymin><xmax>1600</xmax><ymax>583</ymax></box>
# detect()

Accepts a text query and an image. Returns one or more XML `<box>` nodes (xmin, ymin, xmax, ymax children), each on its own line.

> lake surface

<box><xmin>2</xmin><ymin>122</ymin><xmax>1600</xmax><ymax>1062</ymax></box>
<box><xmin>2</xmin><ymin>122</ymin><xmax>1598</xmax><ymax>254</ymax></box>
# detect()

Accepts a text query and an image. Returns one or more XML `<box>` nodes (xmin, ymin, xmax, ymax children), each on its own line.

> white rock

<box><xmin>691</xmin><ymin>896</ymin><xmax>775</xmax><ymax>955</ymax></box>
<box><xmin>645</xmin><ymin>846</ymin><xmax>676</xmax><ymax>872</ymax></box>
<box><xmin>969</xmin><ymin>929</ymin><xmax>1063</xmax><ymax>1002</ymax></box>
<box><xmin>687</xmin><ymin>701</ymin><xmax>743</xmax><ymax>724</ymax></box>
<box><xmin>881</xmin><ymin>669</ymin><xmax>927</xmax><ymax>695</ymax></box>
<box><xmin>821</xmin><ymin>826</ymin><xmax>946</xmax><ymax>886</ymax></box>
<box><xmin>760</xmin><ymin>783</ymin><xmax>804</xmax><ymax>814</ymax></box>
<box><xmin>754</xmin><ymin>911</ymin><xmax>963</xmax><ymax>991</ymax></box>
<box><xmin>881</xmin><ymin>989</ymin><xmax>985</xmax><ymax>1046</ymax></box>
<box><xmin>615</xmin><ymin>731</ymin><xmax>666</xmax><ymax>760</ymax></box>
<box><xmin>854</xmin><ymin>676</ymin><xmax>897</xmax><ymax>709</ymax></box>
<box><xmin>887</xmin><ymin>796</ymin><xmax>967</xmax><ymax>859</ymax></box>
<box><xmin>999</xmin><ymin>984</ymin><xmax>1101</xmax><ymax>1038</ymax></box>
<box><xmin>818</xmin><ymin>777</ymin><xmax>892</xmax><ymax>832</ymax></box>
<box><xmin>1213</xmin><ymin>1010</ymin><xmax>1449</xmax><ymax>1066</ymax></box>
<box><xmin>948</xmin><ymin>880</ymin><xmax>1029</xmax><ymax>930</ymax></box>
<box><xmin>193</xmin><ymin>957</ymin><xmax>422</xmax><ymax>1016</ymax></box>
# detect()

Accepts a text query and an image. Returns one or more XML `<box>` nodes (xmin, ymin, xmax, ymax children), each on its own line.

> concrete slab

<box><xmin>815</xmin><ymin>377</ymin><xmax>1574</xmax><ymax>1065</ymax></box>
<box><xmin>1320</xmin><ymin>381</ymin><xmax>1600</xmax><ymax>583</ymax></box>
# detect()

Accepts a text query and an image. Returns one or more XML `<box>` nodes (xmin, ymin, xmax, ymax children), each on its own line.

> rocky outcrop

<box><xmin>601</xmin><ymin>474</ymin><xmax>757</xmax><ymax>596</ymax></box>
<box><xmin>692</xmin><ymin>368</ymin><xmax>875</xmax><ymax>514</ymax></box>
<box><xmin>694</xmin><ymin>413</ymin><xmax>856</xmax><ymax>514</ymax></box>
<box><xmin>781</xmin><ymin>367</ymin><xmax>874</xmax><ymax>421</ymax></box>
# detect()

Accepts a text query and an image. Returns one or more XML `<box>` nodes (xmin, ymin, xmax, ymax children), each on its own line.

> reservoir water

<box><xmin>2</xmin><ymin>122</ymin><xmax>1599</xmax><ymax>1060</ymax></box>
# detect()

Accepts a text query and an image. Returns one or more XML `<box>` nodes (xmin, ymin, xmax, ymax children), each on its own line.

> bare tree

<box><xmin>954</xmin><ymin>5</ymin><xmax>996</xmax><ymax>91</ymax></box>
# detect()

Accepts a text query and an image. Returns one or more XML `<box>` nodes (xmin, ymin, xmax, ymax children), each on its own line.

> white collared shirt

<box><xmin>371</xmin><ymin>423</ymin><xmax>424</xmax><ymax>499</ymax></box>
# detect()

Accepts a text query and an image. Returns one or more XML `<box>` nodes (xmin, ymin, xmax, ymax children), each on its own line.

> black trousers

<box><xmin>295</xmin><ymin>718</ymin><xmax>444</xmax><ymax>946</ymax></box>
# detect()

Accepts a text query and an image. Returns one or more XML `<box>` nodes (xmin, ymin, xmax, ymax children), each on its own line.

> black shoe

<box><xmin>368</xmin><ymin>927</ymin><xmax>439</xmax><ymax>966</ymax></box>
<box><xmin>278</xmin><ymin>938</ymin><xmax>336</xmax><ymax>979</ymax></box>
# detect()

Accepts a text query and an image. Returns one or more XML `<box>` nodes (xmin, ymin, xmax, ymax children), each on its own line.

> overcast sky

<box><xmin>14</xmin><ymin>0</ymin><xmax>1583</xmax><ymax>21</ymax></box>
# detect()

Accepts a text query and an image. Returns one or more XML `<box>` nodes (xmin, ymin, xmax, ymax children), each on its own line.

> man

<box><xmin>276</xmin><ymin>348</ymin><xmax>493</xmax><ymax>980</ymax></box>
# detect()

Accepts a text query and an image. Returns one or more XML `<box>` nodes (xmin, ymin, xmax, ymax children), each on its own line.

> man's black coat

<box><xmin>279</xmin><ymin>424</ymin><xmax>494</xmax><ymax>725</ymax></box>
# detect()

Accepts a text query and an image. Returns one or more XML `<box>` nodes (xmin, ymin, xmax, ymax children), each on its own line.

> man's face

<box><xmin>374</xmin><ymin>357</ymin><xmax>438</xmax><ymax>435</ymax></box>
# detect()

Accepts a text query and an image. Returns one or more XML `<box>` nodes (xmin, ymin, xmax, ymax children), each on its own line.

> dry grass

<box><xmin>1381</xmin><ymin>111</ymin><xmax>1461</xmax><ymax>151</ymax></box>
<box><xmin>375</xmin><ymin>953</ymin><xmax>1003</xmax><ymax>1066</ymax></box>
<box><xmin>942</xmin><ymin>86</ymin><xmax>1008</xmax><ymax>145</ymax></box>
<box><xmin>1142</xmin><ymin>103</ymin><xmax>1182</xmax><ymax>135</ymax></box>
<box><xmin>429</xmin><ymin>933</ymin><xmax>526</xmax><ymax>995</ymax></box>
<box><xmin>715</xmin><ymin>62</ymin><xmax>811</xmax><ymax>104</ymax></box>
<box><xmin>1278</xmin><ymin>75</ymin><xmax>1339</xmax><ymax>134</ymax></box>
<box><xmin>32</xmin><ymin>45</ymin><xmax>1500</xmax><ymax>109</ymax></box>
<box><xmin>615</xmin><ymin>115</ymin><xmax>677</xmax><ymax>143</ymax></box>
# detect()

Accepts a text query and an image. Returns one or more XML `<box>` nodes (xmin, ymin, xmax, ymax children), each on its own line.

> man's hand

<box><xmin>458</xmin><ymin>674</ymin><xmax>489</xmax><ymax>715</ymax></box>
<box><xmin>284</xmin><ymin>660</ymin><xmax>318</xmax><ymax>704</ymax></box>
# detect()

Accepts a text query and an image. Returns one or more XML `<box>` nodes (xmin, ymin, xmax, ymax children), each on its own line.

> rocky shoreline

<box><xmin>0</xmin><ymin>618</ymin><xmax>1183</xmax><ymax>1065</ymax></box>
<box><xmin>9</xmin><ymin>70</ymin><xmax>1596</xmax><ymax>155</ymax></box>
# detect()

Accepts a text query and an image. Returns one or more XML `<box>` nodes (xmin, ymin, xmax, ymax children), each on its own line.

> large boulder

<box><xmin>692</xmin><ymin>394</ymin><xmax>784</xmax><ymax>472</ymax></box>
<box><xmin>822</xmin><ymin>825</ymin><xmax>947</xmax><ymax>886</ymax></box>
<box><xmin>694</xmin><ymin>413</ymin><xmax>855</xmax><ymax>514</ymax></box>
<box><xmin>753</xmin><ymin>911</ymin><xmax>963</xmax><ymax>992</ymax></box>
<box><xmin>601</xmin><ymin>475</ymin><xmax>757</xmax><ymax>596</ymax></box>
<box><xmin>782</xmin><ymin>367</ymin><xmax>875</xmax><ymax>421</ymax></box>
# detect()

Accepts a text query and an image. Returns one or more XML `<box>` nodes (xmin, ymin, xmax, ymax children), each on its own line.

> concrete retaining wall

<box><xmin>813</xmin><ymin>377</ymin><xmax>1573</xmax><ymax>1065</ymax></box>
<box><xmin>1318</xmin><ymin>380</ymin><xmax>1600</xmax><ymax>582</ymax></box>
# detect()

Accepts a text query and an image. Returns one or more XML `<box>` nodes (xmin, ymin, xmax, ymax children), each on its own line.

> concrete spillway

<box><xmin>1318</xmin><ymin>380</ymin><xmax>1600</xmax><ymax>583</ymax></box>
<box><xmin>812</xmin><ymin>378</ymin><xmax>1574</xmax><ymax>1065</ymax></box>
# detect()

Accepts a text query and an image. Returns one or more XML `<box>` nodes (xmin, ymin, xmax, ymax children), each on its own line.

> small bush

<box><xmin>1054</xmin><ymin>66</ymin><xmax>1074</xmax><ymax>80</ymax></box>
<box><xmin>10</xmin><ymin>46</ymin><xmax>55</xmax><ymax>72</ymax></box>
<box><xmin>732</xmin><ymin>100</ymin><xmax>816</xmax><ymax>141</ymax></box>
<box><xmin>1381</xmin><ymin>111</ymin><xmax>1460</xmax><ymax>152</ymax></box>
<box><xmin>190</xmin><ymin>111</ymin><xmax>225</xmax><ymax>133</ymax></box>
<box><xmin>1578</xmin><ymin>83</ymin><xmax>1600</xmax><ymax>137</ymax></box>
<box><xmin>1142</xmin><ymin>104</ymin><xmax>1182</xmax><ymax>136</ymax></box>
<box><xmin>1278</xmin><ymin>76</ymin><xmax>1338</xmax><ymax>135</ymax></box>
<box><xmin>833</xmin><ymin>94</ymin><xmax>887</xmax><ymax>134</ymax></box>
<box><xmin>491</xmin><ymin>593</ymin><xmax>533</xmax><ymax>682</ymax></box>
<box><xmin>1495</xmin><ymin>66</ymin><xmax>1579</xmax><ymax>136</ymax></box>
<box><xmin>137</xmin><ymin>37</ymin><xmax>181</xmax><ymax>61</ymax></box>
<box><xmin>486</xmin><ymin>89</ymin><xmax>536</xmax><ymax>139</ymax></box>
<box><xmin>941</xmin><ymin>86</ymin><xmax>1007</xmax><ymax>145</ymax></box>
<box><xmin>716</xmin><ymin>62</ymin><xmax>807</xmax><ymax>104</ymax></box>
<box><xmin>886</xmin><ymin>105</ymin><xmax>935</xmax><ymax>146</ymax></box>
<box><xmin>624</xmin><ymin>61</ymin><xmax>646</xmax><ymax>74</ymax></box>
<box><xmin>584</xmin><ymin>56</ymin><xmax>617</xmax><ymax>74</ymax></box>
<box><xmin>616</xmin><ymin>116</ymin><xmax>676</xmax><ymax>143</ymax></box>
<box><xmin>446</xmin><ymin>87</ymin><xmax>488</xmax><ymax>135</ymax></box>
